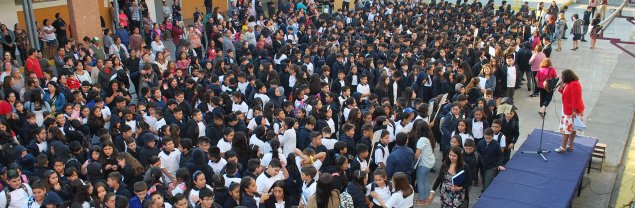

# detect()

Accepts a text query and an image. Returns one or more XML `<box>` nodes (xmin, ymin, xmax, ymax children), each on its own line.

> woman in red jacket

<box><xmin>556</xmin><ymin>69</ymin><xmax>585</xmax><ymax>153</ymax></box>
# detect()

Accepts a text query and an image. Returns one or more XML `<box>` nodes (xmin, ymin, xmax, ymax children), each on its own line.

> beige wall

<box><xmin>68</xmin><ymin>0</ymin><xmax>102</xmax><ymax>40</ymax></box>
<box><xmin>0</xmin><ymin>1</ymin><xmax>20</xmax><ymax>29</ymax></box>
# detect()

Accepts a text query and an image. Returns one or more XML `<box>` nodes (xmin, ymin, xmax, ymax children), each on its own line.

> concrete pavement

<box><xmin>417</xmin><ymin>3</ymin><xmax>635</xmax><ymax>207</ymax></box>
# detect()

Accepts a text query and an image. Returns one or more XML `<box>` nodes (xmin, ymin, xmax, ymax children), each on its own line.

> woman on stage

<box><xmin>556</xmin><ymin>69</ymin><xmax>585</xmax><ymax>153</ymax></box>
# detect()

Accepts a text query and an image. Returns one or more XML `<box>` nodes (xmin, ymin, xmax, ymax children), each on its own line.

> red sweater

<box><xmin>560</xmin><ymin>80</ymin><xmax>585</xmax><ymax>115</ymax></box>
<box><xmin>25</xmin><ymin>57</ymin><xmax>43</xmax><ymax>78</ymax></box>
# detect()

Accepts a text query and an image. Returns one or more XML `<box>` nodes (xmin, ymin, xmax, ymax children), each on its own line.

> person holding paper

<box><xmin>429</xmin><ymin>146</ymin><xmax>472</xmax><ymax>207</ymax></box>
<box><xmin>556</xmin><ymin>70</ymin><xmax>585</xmax><ymax>153</ymax></box>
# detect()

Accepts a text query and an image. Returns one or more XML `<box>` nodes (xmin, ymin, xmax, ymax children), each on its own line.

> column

<box><xmin>67</xmin><ymin>0</ymin><xmax>102</xmax><ymax>40</ymax></box>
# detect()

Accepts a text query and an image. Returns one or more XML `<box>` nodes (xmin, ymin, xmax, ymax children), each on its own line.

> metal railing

<box><xmin>597</xmin><ymin>0</ymin><xmax>630</xmax><ymax>29</ymax></box>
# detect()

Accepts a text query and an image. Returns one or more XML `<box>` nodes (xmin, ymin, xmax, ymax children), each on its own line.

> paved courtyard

<box><xmin>417</xmin><ymin>3</ymin><xmax>635</xmax><ymax>207</ymax></box>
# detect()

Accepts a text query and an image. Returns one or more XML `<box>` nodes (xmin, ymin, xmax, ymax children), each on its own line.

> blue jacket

<box><xmin>339</xmin><ymin>134</ymin><xmax>357</xmax><ymax>156</ymax></box>
<box><xmin>477</xmin><ymin>139</ymin><xmax>503</xmax><ymax>170</ymax></box>
<box><xmin>129</xmin><ymin>194</ymin><xmax>150</xmax><ymax>208</ymax></box>
<box><xmin>115</xmin><ymin>28</ymin><xmax>130</xmax><ymax>46</ymax></box>
<box><xmin>43</xmin><ymin>92</ymin><xmax>66</xmax><ymax>112</ymax></box>
<box><xmin>386</xmin><ymin>145</ymin><xmax>414</xmax><ymax>178</ymax></box>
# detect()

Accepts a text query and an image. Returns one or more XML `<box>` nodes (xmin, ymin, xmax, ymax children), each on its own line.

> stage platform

<box><xmin>475</xmin><ymin>129</ymin><xmax>598</xmax><ymax>208</ymax></box>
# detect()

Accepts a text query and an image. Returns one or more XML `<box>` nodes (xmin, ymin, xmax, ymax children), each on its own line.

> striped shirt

<box><xmin>572</xmin><ymin>18</ymin><xmax>584</xmax><ymax>34</ymax></box>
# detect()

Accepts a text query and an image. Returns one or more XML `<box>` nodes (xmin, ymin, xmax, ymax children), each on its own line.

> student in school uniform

<box><xmin>500</xmin><ymin>110</ymin><xmax>519</xmax><ymax>164</ymax></box>
<box><xmin>384</xmin><ymin>172</ymin><xmax>414</xmax><ymax>208</ymax></box>
<box><xmin>299</xmin><ymin>166</ymin><xmax>318</xmax><ymax>208</ymax></box>
<box><xmin>366</xmin><ymin>169</ymin><xmax>393</xmax><ymax>208</ymax></box>
<box><xmin>349</xmin><ymin>144</ymin><xmax>370</xmax><ymax>174</ymax></box>
<box><xmin>476</xmin><ymin>128</ymin><xmax>506</xmax><ymax>192</ymax></box>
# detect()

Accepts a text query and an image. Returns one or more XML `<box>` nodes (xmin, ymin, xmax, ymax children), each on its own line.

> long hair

<box><xmin>269</xmin><ymin>139</ymin><xmax>281</xmax><ymax>161</ymax></box>
<box><xmin>232</xmin><ymin>131</ymin><xmax>250</xmax><ymax>156</ymax></box>
<box><xmin>350</xmin><ymin>170</ymin><xmax>367</xmax><ymax>192</ymax></box>
<box><xmin>239</xmin><ymin>176</ymin><xmax>256</xmax><ymax>203</ymax></box>
<box><xmin>392</xmin><ymin>172</ymin><xmax>414</xmax><ymax>197</ymax></box>
<box><xmin>117</xmin><ymin>152</ymin><xmax>144</xmax><ymax>176</ymax></box>
<box><xmin>441</xmin><ymin>146</ymin><xmax>465</xmax><ymax>173</ymax></box>
<box><xmin>414</xmin><ymin>120</ymin><xmax>436</xmax><ymax>150</ymax></box>
<box><xmin>561</xmin><ymin>69</ymin><xmax>579</xmax><ymax>83</ymax></box>
<box><xmin>315</xmin><ymin>173</ymin><xmax>336</xmax><ymax>208</ymax></box>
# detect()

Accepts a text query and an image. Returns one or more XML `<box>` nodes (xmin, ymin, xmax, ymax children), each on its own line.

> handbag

<box><xmin>543</xmin><ymin>67</ymin><xmax>559</xmax><ymax>92</ymax></box>
<box><xmin>573</xmin><ymin>117</ymin><xmax>586</xmax><ymax>131</ymax></box>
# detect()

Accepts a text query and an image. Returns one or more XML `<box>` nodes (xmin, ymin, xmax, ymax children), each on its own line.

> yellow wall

<box><xmin>17</xmin><ymin>2</ymin><xmax>115</xmax><ymax>39</ymax></box>
<box><xmin>182</xmin><ymin>0</ymin><xmax>229</xmax><ymax>22</ymax></box>
<box><xmin>18</xmin><ymin>5</ymin><xmax>70</xmax><ymax>37</ymax></box>
<box><xmin>182</xmin><ymin>0</ymin><xmax>204</xmax><ymax>21</ymax></box>
<box><xmin>100</xmin><ymin>1</ymin><xmax>114</xmax><ymax>31</ymax></box>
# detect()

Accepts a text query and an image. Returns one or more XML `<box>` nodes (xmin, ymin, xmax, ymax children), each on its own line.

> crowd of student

<box><xmin>0</xmin><ymin>0</ymin><xmax>596</xmax><ymax>207</ymax></box>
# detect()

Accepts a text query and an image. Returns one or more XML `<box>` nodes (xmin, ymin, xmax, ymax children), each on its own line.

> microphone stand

<box><xmin>521</xmin><ymin>109</ymin><xmax>550</xmax><ymax>162</ymax></box>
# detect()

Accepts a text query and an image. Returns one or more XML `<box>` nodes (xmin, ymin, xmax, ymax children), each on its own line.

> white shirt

<box><xmin>224</xmin><ymin>174</ymin><xmax>242</xmax><ymax>187</ymax></box>
<box><xmin>301</xmin><ymin>180</ymin><xmax>317</xmax><ymax>206</ymax></box>
<box><xmin>43</xmin><ymin>26</ymin><xmax>56</xmax><ymax>40</ymax></box>
<box><xmin>250</xmin><ymin>134</ymin><xmax>266</xmax><ymax>155</ymax></box>
<box><xmin>261</xmin><ymin>151</ymin><xmax>287</xmax><ymax>168</ymax></box>
<box><xmin>357</xmin><ymin>83</ymin><xmax>370</xmax><ymax>100</ymax></box>
<box><xmin>279</xmin><ymin>128</ymin><xmax>297</xmax><ymax>156</ymax></box>
<box><xmin>232</xmin><ymin>101</ymin><xmax>249</xmax><ymax>114</ymax></box>
<box><xmin>289</xmin><ymin>75</ymin><xmax>296</xmax><ymax>88</ymax></box>
<box><xmin>343</xmin><ymin>107</ymin><xmax>351</xmax><ymax>121</ymax></box>
<box><xmin>494</xmin><ymin>132</ymin><xmax>507</xmax><ymax>148</ymax></box>
<box><xmin>365</xmin><ymin>183</ymin><xmax>392</xmax><ymax>206</ymax></box>
<box><xmin>159</xmin><ymin>149</ymin><xmax>181</xmax><ymax>184</ymax></box>
<box><xmin>155</xmin><ymin>118</ymin><xmax>167</xmax><ymax>130</ymax></box>
<box><xmin>392</xmin><ymin>81</ymin><xmax>399</xmax><ymax>104</ymax></box>
<box><xmin>374</xmin><ymin>143</ymin><xmax>389</xmax><ymax>166</ymax></box>
<box><xmin>355</xmin><ymin>156</ymin><xmax>369</xmax><ymax>173</ymax></box>
<box><xmin>326</xmin><ymin>118</ymin><xmax>335</xmax><ymax>134</ymax></box>
<box><xmin>0</xmin><ymin>184</ymin><xmax>33</xmax><ymax>208</ymax></box>
<box><xmin>506</xmin><ymin>66</ymin><xmax>517</xmax><ymax>87</ymax></box>
<box><xmin>351</xmin><ymin>75</ymin><xmax>359</xmax><ymax>85</ymax></box>
<box><xmin>256</xmin><ymin>171</ymin><xmax>285</xmax><ymax>195</ymax></box>
<box><xmin>254</xmin><ymin>93</ymin><xmax>270</xmax><ymax>104</ymax></box>
<box><xmin>75</xmin><ymin>71</ymin><xmax>92</xmax><ymax>84</ymax></box>
<box><xmin>208</xmin><ymin>158</ymin><xmax>227</xmax><ymax>174</ymax></box>
<box><xmin>322</xmin><ymin>138</ymin><xmax>337</xmax><ymax>150</ymax></box>
<box><xmin>36</xmin><ymin>140</ymin><xmax>48</xmax><ymax>153</ymax></box>
<box><xmin>126</xmin><ymin>120</ymin><xmax>138</xmax><ymax>133</ymax></box>
<box><xmin>453</xmin><ymin>131</ymin><xmax>475</xmax><ymax>147</ymax></box>
<box><xmin>237</xmin><ymin>81</ymin><xmax>249</xmax><ymax>94</ymax></box>
<box><xmin>394</xmin><ymin>122</ymin><xmax>412</xmax><ymax>135</ymax></box>
<box><xmin>385</xmin><ymin>189</ymin><xmax>414</xmax><ymax>208</ymax></box>
<box><xmin>416</xmin><ymin>137</ymin><xmax>436</xmax><ymax>168</ymax></box>
<box><xmin>472</xmin><ymin>120</ymin><xmax>484</xmax><ymax>139</ymax></box>
<box><xmin>217</xmin><ymin>138</ymin><xmax>233</xmax><ymax>154</ymax></box>
<box><xmin>197</xmin><ymin>121</ymin><xmax>206</xmax><ymax>138</ymax></box>
<box><xmin>188</xmin><ymin>185</ymin><xmax>212</xmax><ymax>207</ymax></box>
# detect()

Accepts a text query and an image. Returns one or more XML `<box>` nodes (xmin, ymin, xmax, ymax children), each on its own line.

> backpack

<box><xmin>4</xmin><ymin>183</ymin><xmax>28</xmax><ymax>208</ymax></box>
<box><xmin>368</xmin><ymin>143</ymin><xmax>385</xmax><ymax>171</ymax></box>
<box><xmin>339</xmin><ymin>189</ymin><xmax>354</xmax><ymax>208</ymax></box>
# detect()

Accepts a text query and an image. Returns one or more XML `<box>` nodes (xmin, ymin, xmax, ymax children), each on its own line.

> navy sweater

<box><xmin>476</xmin><ymin>139</ymin><xmax>503</xmax><ymax>170</ymax></box>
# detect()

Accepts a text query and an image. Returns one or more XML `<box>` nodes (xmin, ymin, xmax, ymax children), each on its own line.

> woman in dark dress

<box><xmin>1</xmin><ymin>24</ymin><xmax>16</xmax><ymax>60</ymax></box>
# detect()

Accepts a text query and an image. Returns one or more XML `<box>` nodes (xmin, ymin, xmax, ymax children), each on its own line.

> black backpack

<box><xmin>4</xmin><ymin>183</ymin><xmax>28</xmax><ymax>208</ymax></box>
<box><xmin>369</xmin><ymin>142</ymin><xmax>386</xmax><ymax>172</ymax></box>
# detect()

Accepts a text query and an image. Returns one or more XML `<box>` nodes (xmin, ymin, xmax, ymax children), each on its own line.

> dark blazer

<box><xmin>346</xmin><ymin>182</ymin><xmax>367</xmax><ymax>208</ymax></box>
<box><xmin>184</xmin><ymin>119</ymin><xmax>200</xmax><ymax>140</ymax></box>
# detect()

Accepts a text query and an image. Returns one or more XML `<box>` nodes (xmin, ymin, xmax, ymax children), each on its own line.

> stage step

<box><xmin>590</xmin><ymin>143</ymin><xmax>607</xmax><ymax>172</ymax></box>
